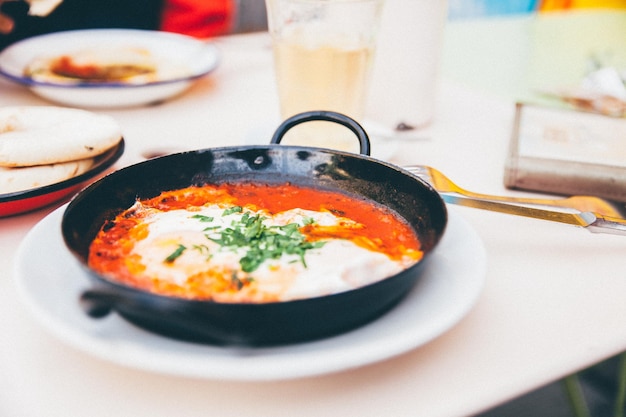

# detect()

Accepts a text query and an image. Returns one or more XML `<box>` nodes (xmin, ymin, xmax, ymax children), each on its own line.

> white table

<box><xmin>1</xmin><ymin>25</ymin><xmax>625</xmax><ymax>417</ymax></box>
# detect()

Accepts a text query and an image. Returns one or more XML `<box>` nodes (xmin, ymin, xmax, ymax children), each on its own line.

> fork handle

<box><xmin>441</xmin><ymin>193</ymin><xmax>626</xmax><ymax>236</ymax></box>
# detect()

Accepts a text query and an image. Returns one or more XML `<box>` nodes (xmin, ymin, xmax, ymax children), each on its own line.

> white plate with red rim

<box><xmin>0</xmin><ymin>29</ymin><xmax>219</xmax><ymax>108</ymax></box>
<box><xmin>14</xmin><ymin>205</ymin><xmax>485</xmax><ymax>381</ymax></box>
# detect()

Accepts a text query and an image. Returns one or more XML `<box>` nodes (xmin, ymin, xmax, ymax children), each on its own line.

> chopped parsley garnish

<box><xmin>192</xmin><ymin>214</ymin><xmax>214</xmax><ymax>222</ymax></box>
<box><xmin>192</xmin><ymin>207</ymin><xmax>325</xmax><ymax>273</ymax></box>
<box><xmin>192</xmin><ymin>244</ymin><xmax>212</xmax><ymax>260</ymax></box>
<box><xmin>164</xmin><ymin>244</ymin><xmax>187</xmax><ymax>263</ymax></box>
<box><xmin>222</xmin><ymin>206</ymin><xmax>243</xmax><ymax>216</ymax></box>
<box><xmin>192</xmin><ymin>244</ymin><xmax>210</xmax><ymax>254</ymax></box>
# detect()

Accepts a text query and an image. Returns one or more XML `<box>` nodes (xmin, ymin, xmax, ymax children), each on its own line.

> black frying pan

<box><xmin>62</xmin><ymin>111</ymin><xmax>447</xmax><ymax>346</ymax></box>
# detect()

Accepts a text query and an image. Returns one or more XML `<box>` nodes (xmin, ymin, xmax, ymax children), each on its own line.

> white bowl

<box><xmin>0</xmin><ymin>29</ymin><xmax>220</xmax><ymax>108</ymax></box>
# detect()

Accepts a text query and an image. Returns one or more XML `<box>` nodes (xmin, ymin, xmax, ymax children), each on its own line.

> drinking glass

<box><xmin>265</xmin><ymin>0</ymin><xmax>384</xmax><ymax>151</ymax></box>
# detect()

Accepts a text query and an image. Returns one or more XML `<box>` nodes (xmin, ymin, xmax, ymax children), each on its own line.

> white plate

<box><xmin>0</xmin><ymin>29</ymin><xmax>219</xmax><ymax>108</ymax></box>
<box><xmin>14</xmin><ymin>205</ymin><xmax>486</xmax><ymax>381</ymax></box>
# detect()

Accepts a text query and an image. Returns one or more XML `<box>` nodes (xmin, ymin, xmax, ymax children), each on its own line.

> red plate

<box><xmin>0</xmin><ymin>139</ymin><xmax>124</xmax><ymax>217</ymax></box>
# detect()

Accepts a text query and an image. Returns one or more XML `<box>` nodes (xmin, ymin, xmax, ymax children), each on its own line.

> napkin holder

<box><xmin>504</xmin><ymin>103</ymin><xmax>626</xmax><ymax>203</ymax></box>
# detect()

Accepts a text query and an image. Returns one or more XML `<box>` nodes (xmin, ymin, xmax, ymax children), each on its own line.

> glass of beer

<box><xmin>265</xmin><ymin>0</ymin><xmax>385</xmax><ymax>151</ymax></box>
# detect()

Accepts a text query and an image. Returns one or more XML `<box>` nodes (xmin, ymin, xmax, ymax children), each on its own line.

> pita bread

<box><xmin>27</xmin><ymin>0</ymin><xmax>64</xmax><ymax>16</ymax></box>
<box><xmin>0</xmin><ymin>106</ymin><xmax>122</xmax><ymax>167</ymax></box>
<box><xmin>0</xmin><ymin>157</ymin><xmax>94</xmax><ymax>194</ymax></box>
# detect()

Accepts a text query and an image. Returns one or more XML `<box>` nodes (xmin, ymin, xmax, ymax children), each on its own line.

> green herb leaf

<box><xmin>164</xmin><ymin>244</ymin><xmax>187</xmax><ymax>263</ymax></box>
<box><xmin>222</xmin><ymin>206</ymin><xmax>243</xmax><ymax>216</ymax></box>
<box><xmin>206</xmin><ymin>208</ymin><xmax>326</xmax><ymax>273</ymax></box>
<box><xmin>192</xmin><ymin>214</ymin><xmax>214</xmax><ymax>222</ymax></box>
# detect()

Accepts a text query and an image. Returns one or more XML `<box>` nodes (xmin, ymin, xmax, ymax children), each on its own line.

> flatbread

<box><xmin>27</xmin><ymin>0</ymin><xmax>64</xmax><ymax>16</ymax></box>
<box><xmin>0</xmin><ymin>157</ymin><xmax>94</xmax><ymax>194</ymax></box>
<box><xmin>0</xmin><ymin>106</ymin><xmax>122</xmax><ymax>167</ymax></box>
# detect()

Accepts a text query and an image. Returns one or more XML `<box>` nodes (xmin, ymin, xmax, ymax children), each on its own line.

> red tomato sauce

<box><xmin>138</xmin><ymin>182</ymin><xmax>421</xmax><ymax>258</ymax></box>
<box><xmin>88</xmin><ymin>182</ymin><xmax>422</xmax><ymax>300</ymax></box>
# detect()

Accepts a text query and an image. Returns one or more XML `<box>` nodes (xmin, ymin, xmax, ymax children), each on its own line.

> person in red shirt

<box><xmin>160</xmin><ymin>0</ymin><xmax>234</xmax><ymax>38</ymax></box>
<box><xmin>160</xmin><ymin>0</ymin><xmax>267</xmax><ymax>37</ymax></box>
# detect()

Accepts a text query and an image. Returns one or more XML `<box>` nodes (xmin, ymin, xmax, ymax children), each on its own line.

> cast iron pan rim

<box><xmin>68</xmin><ymin>169</ymin><xmax>441</xmax><ymax>311</ymax></box>
<box><xmin>63</xmin><ymin>142</ymin><xmax>441</xmax><ymax>218</ymax></box>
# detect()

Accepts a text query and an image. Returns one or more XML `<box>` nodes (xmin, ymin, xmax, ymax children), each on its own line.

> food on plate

<box><xmin>0</xmin><ymin>106</ymin><xmax>122</xmax><ymax>193</ymax></box>
<box><xmin>25</xmin><ymin>48</ymin><xmax>157</xmax><ymax>83</ymax></box>
<box><xmin>24</xmin><ymin>47</ymin><xmax>190</xmax><ymax>85</ymax></box>
<box><xmin>0</xmin><ymin>158</ymin><xmax>93</xmax><ymax>194</ymax></box>
<box><xmin>43</xmin><ymin>54</ymin><xmax>154</xmax><ymax>82</ymax></box>
<box><xmin>88</xmin><ymin>182</ymin><xmax>423</xmax><ymax>303</ymax></box>
<box><xmin>0</xmin><ymin>106</ymin><xmax>122</xmax><ymax>167</ymax></box>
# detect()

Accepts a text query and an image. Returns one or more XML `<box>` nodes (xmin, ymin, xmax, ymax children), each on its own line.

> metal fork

<box><xmin>403</xmin><ymin>165</ymin><xmax>626</xmax><ymax>235</ymax></box>
<box><xmin>404</xmin><ymin>165</ymin><xmax>626</xmax><ymax>219</ymax></box>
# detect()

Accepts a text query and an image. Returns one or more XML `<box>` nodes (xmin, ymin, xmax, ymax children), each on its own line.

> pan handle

<box><xmin>80</xmin><ymin>288</ymin><xmax>122</xmax><ymax>318</ymax></box>
<box><xmin>80</xmin><ymin>288</ymin><xmax>168</xmax><ymax>319</ymax></box>
<box><xmin>270</xmin><ymin>110</ymin><xmax>371</xmax><ymax>156</ymax></box>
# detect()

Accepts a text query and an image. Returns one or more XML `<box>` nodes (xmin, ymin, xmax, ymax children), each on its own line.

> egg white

<box><xmin>130</xmin><ymin>205</ymin><xmax>406</xmax><ymax>301</ymax></box>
